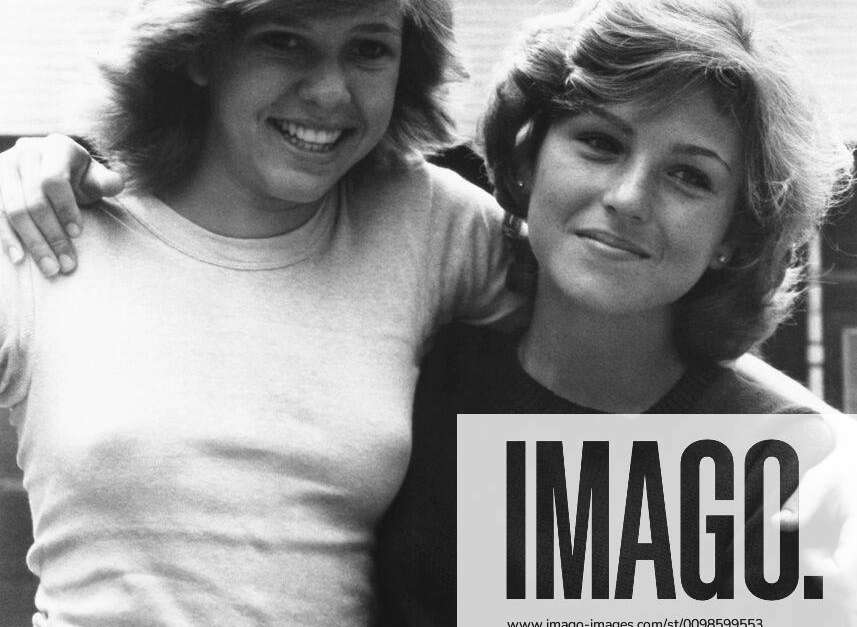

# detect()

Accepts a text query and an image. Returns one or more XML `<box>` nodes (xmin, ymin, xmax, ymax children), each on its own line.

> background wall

<box><xmin>1</xmin><ymin>1</ymin><xmax>856</xmax><ymax>139</ymax></box>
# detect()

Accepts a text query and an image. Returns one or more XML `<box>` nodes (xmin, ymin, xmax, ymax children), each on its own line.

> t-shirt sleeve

<box><xmin>425</xmin><ymin>166</ymin><xmax>524</xmax><ymax>327</ymax></box>
<box><xmin>0</xmin><ymin>256</ymin><xmax>33</xmax><ymax>408</ymax></box>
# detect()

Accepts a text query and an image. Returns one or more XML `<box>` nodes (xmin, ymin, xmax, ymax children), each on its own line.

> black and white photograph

<box><xmin>0</xmin><ymin>0</ymin><xmax>855</xmax><ymax>625</ymax></box>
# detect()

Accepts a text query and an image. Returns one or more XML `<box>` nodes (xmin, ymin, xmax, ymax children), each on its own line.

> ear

<box><xmin>187</xmin><ymin>54</ymin><xmax>210</xmax><ymax>87</ymax></box>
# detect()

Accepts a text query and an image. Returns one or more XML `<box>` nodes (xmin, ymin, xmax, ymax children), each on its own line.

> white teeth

<box><xmin>287</xmin><ymin>122</ymin><xmax>342</xmax><ymax>144</ymax></box>
<box><xmin>272</xmin><ymin>119</ymin><xmax>343</xmax><ymax>148</ymax></box>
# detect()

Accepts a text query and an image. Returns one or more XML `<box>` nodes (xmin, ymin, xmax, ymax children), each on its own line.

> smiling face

<box><xmin>192</xmin><ymin>0</ymin><xmax>403</xmax><ymax>211</ymax></box>
<box><xmin>526</xmin><ymin>89</ymin><xmax>743</xmax><ymax>317</ymax></box>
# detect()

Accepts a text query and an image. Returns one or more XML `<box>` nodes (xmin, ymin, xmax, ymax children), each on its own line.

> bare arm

<box><xmin>736</xmin><ymin>353</ymin><xmax>857</xmax><ymax>622</ymax></box>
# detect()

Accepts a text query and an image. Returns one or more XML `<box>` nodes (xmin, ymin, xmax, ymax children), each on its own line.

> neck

<box><xmin>159</xmin><ymin>158</ymin><xmax>324</xmax><ymax>239</ymax></box>
<box><xmin>519</xmin><ymin>279</ymin><xmax>686</xmax><ymax>412</ymax></box>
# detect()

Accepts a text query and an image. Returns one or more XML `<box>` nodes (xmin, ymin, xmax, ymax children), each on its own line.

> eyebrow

<box><xmin>585</xmin><ymin>106</ymin><xmax>635</xmax><ymax>137</ymax></box>
<box><xmin>261</xmin><ymin>16</ymin><xmax>402</xmax><ymax>36</ymax></box>
<box><xmin>584</xmin><ymin>106</ymin><xmax>733</xmax><ymax>174</ymax></box>
<box><xmin>353</xmin><ymin>22</ymin><xmax>402</xmax><ymax>36</ymax></box>
<box><xmin>673</xmin><ymin>144</ymin><xmax>733</xmax><ymax>174</ymax></box>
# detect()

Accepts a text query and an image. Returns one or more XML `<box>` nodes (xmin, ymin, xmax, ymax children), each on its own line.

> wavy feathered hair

<box><xmin>88</xmin><ymin>0</ymin><xmax>462</xmax><ymax>194</ymax></box>
<box><xmin>480</xmin><ymin>0</ymin><xmax>854</xmax><ymax>363</ymax></box>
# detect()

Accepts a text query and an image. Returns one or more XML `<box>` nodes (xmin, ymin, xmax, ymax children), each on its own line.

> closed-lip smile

<box><xmin>575</xmin><ymin>228</ymin><xmax>651</xmax><ymax>259</ymax></box>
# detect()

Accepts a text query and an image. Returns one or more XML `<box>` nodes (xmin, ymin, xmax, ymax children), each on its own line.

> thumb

<box><xmin>78</xmin><ymin>160</ymin><xmax>124</xmax><ymax>204</ymax></box>
<box><xmin>773</xmin><ymin>455</ymin><xmax>834</xmax><ymax>531</ymax></box>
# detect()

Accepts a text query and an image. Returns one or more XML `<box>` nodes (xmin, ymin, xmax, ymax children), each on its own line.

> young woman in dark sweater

<box><xmin>375</xmin><ymin>0</ymin><xmax>853</xmax><ymax>623</ymax></box>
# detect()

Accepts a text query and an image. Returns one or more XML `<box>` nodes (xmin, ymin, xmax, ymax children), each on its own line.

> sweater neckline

<box><xmin>503</xmin><ymin>334</ymin><xmax>720</xmax><ymax>413</ymax></box>
<box><xmin>113</xmin><ymin>187</ymin><xmax>337</xmax><ymax>270</ymax></box>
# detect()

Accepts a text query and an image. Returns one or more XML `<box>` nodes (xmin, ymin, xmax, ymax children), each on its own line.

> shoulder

<box><xmin>422</xmin><ymin>163</ymin><xmax>505</xmax><ymax>239</ymax></box>
<box><xmin>345</xmin><ymin>159</ymin><xmax>502</xmax><ymax>224</ymax></box>
<box><xmin>690</xmin><ymin>358</ymin><xmax>823</xmax><ymax>414</ymax></box>
<box><xmin>730</xmin><ymin>354</ymin><xmax>837</xmax><ymax>413</ymax></box>
<box><xmin>423</xmin><ymin>161</ymin><xmax>498</xmax><ymax>209</ymax></box>
<box><xmin>78</xmin><ymin>193</ymin><xmax>133</xmax><ymax>228</ymax></box>
<box><xmin>75</xmin><ymin>194</ymin><xmax>148</xmax><ymax>248</ymax></box>
<box><xmin>686</xmin><ymin>359</ymin><xmax>834</xmax><ymax>467</ymax></box>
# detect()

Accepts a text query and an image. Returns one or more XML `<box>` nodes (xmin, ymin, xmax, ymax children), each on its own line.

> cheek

<box><xmin>529</xmin><ymin>171</ymin><xmax>596</xmax><ymax>231</ymax></box>
<box><xmin>660</xmin><ymin>207</ymin><xmax>731</xmax><ymax>283</ymax></box>
<box><xmin>525</xmin><ymin>212</ymin><xmax>552</xmax><ymax>270</ymax></box>
<box><xmin>211</xmin><ymin>71</ymin><xmax>279</xmax><ymax>127</ymax></box>
<box><xmin>525</xmin><ymin>193</ymin><xmax>567</xmax><ymax>266</ymax></box>
<box><xmin>360</xmin><ymin>68</ymin><xmax>400</xmax><ymax>133</ymax></box>
<box><xmin>526</xmin><ymin>167</ymin><xmax>599</xmax><ymax>268</ymax></box>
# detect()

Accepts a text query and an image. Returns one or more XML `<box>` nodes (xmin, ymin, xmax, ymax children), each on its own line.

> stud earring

<box><xmin>712</xmin><ymin>251</ymin><xmax>731</xmax><ymax>269</ymax></box>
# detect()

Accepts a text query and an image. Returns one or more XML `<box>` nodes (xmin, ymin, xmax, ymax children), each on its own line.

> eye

<box><xmin>577</xmin><ymin>133</ymin><xmax>622</xmax><ymax>157</ymax></box>
<box><xmin>350</xmin><ymin>39</ymin><xmax>397</xmax><ymax>63</ymax></box>
<box><xmin>255</xmin><ymin>31</ymin><xmax>306</xmax><ymax>54</ymax></box>
<box><xmin>671</xmin><ymin>167</ymin><xmax>712</xmax><ymax>191</ymax></box>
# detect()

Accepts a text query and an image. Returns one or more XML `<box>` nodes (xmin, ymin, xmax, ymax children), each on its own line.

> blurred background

<box><xmin>0</xmin><ymin>0</ymin><xmax>855</xmax><ymax>623</ymax></box>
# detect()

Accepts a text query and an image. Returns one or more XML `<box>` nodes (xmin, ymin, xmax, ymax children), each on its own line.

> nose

<box><xmin>297</xmin><ymin>60</ymin><xmax>353</xmax><ymax>109</ymax></box>
<box><xmin>601</xmin><ymin>161</ymin><xmax>653</xmax><ymax>222</ymax></box>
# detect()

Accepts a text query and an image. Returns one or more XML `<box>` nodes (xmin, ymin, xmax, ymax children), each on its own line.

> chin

<box><xmin>265</xmin><ymin>174</ymin><xmax>338</xmax><ymax>206</ymax></box>
<box><xmin>555</xmin><ymin>276</ymin><xmax>656</xmax><ymax>317</ymax></box>
<box><xmin>577</xmin><ymin>296</ymin><xmax>648</xmax><ymax>316</ymax></box>
<box><xmin>580</xmin><ymin>289</ymin><xmax>677</xmax><ymax>318</ymax></box>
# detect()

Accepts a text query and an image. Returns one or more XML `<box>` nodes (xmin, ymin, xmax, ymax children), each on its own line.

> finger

<box><xmin>767</xmin><ymin>414</ymin><xmax>835</xmax><ymax>529</ymax></box>
<box><xmin>78</xmin><ymin>159</ymin><xmax>124</xmax><ymax>204</ymax></box>
<box><xmin>20</xmin><ymin>147</ymin><xmax>77</xmax><ymax>274</ymax></box>
<box><xmin>42</xmin><ymin>132</ymin><xmax>123</xmax><ymax>209</ymax></box>
<box><xmin>0</xmin><ymin>206</ymin><xmax>25</xmax><ymax>264</ymax></box>
<box><xmin>774</xmin><ymin>454</ymin><xmax>835</xmax><ymax>531</ymax></box>
<box><xmin>0</xmin><ymin>152</ymin><xmax>60</xmax><ymax>277</ymax></box>
<box><xmin>39</xmin><ymin>135</ymin><xmax>87</xmax><ymax>237</ymax></box>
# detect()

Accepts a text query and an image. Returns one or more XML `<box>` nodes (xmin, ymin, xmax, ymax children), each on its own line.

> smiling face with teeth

<box><xmin>525</xmin><ymin>90</ymin><xmax>742</xmax><ymax>318</ymax></box>
<box><xmin>186</xmin><ymin>1</ymin><xmax>403</xmax><ymax>229</ymax></box>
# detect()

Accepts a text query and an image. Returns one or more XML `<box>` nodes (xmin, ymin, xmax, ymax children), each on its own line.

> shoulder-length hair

<box><xmin>481</xmin><ymin>0</ymin><xmax>854</xmax><ymax>363</ymax></box>
<box><xmin>89</xmin><ymin>0</ymin><xmax>462</xmax><ymax>194</ymax></box>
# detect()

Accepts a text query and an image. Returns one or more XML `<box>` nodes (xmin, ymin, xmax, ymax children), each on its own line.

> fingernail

<box><xmin>58</xmin><ymin>254</ymin><xmax>76</xmax><ymax>273</ymax></box>
<box><xmin>39</xmin><ymin>258</ymin><xmax>60</xmax><ymax>277</ymax></box>
<box><xmin>8</xmin><ymin>246</ymin><xmax>24</xmax><ymax>264</ymax></box>
<box><xmin>66</xmin><ymin>223</ymin><xmax>81</xmax><ymax>238</ymax></box>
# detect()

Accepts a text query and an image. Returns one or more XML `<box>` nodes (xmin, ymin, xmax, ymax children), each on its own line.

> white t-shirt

<box><xmin>0</xmin><ymin>161</ymin><xmax>517</xmax><ymax>626</ymax></box>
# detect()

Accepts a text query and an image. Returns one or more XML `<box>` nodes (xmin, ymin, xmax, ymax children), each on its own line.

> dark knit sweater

<box><xmin>374</xmin><ymin>324</ymin><xmax>815</xmax><ymax>626</ymax></box>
